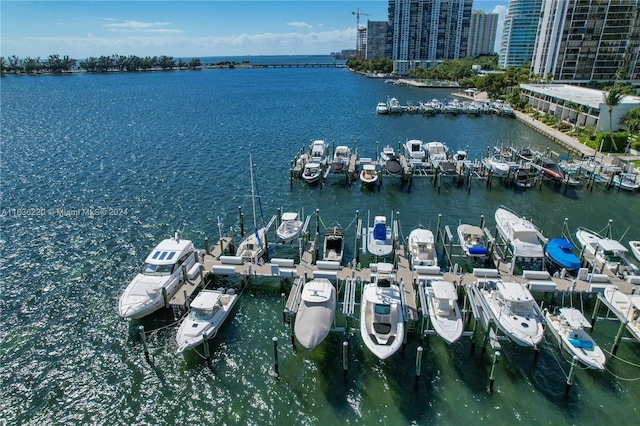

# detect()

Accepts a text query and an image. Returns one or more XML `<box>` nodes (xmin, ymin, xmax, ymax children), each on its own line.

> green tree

<box><xmin>604</xmin><ymin>86</ymin><xmax>624</xmax><ymax>151</ymax></box>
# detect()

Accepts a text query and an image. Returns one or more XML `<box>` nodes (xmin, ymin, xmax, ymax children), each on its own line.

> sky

<box><xmin>0</xmin><ymin>1</ymin><xmax>509</xmax><ymax>59</ymax></box>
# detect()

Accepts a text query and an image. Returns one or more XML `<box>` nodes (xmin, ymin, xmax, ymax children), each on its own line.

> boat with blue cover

<box><xmin>544</xmin><ymin>238</ymin><xmax>581</xmax><ymax>275</ymax></box>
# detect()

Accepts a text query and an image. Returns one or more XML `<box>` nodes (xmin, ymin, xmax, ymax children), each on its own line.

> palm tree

<box><xmin>604</xmin><ymin>86</ymin><xmax>623</xmax><ymax>151</ymax></box>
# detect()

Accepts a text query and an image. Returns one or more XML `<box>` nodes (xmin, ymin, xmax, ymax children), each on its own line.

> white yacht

<box><xmin>276</xmin><ymin>212</ymin><xmax>303</xmax><ymax>243</ymax></box>
<box><xmin>368</xmin><ymin>215</ymin><xmax>394</xmax><ymax>257</ymax></box>
<box><xmin>309</xmin><ymin>139</ymin><xmax>327</xmax><ymax>162</ymax></box>
<box><xmin>473</xmin><ymin>279</ymin><xmax>545</xmax><ymax>348</ymax></box>
<box><xmin>494</xmin><ymin>206</ymin><xmax>545</xmax><ymax>270</ymax></box>
<box><xmin>405</xmin><ymin>139</ymin><xmax>426</xmax><ymax>162</ymax></box>
<box><xmin>330</xmin><ymin>145</ymin><xmax>351</xmax><ymax>174</ymax></box>
<box><xmin>483</xmin><ymin>154</ymin><xmax>511</xmax><ymax>177</ymax></box>
<box><xmin>424</xmin><ymin>141</ymin><xmax>448</xmax><ymax>168</ymax></box>
<box><xmin>360</xmin><ymin>164</ymin><xmax>379</xmax><ymax>187</ymax></box>
<box><xmin>118</xmin><ymin>234</ymin><xmax>199</xmax><ymax>319</ymax></box>
<box><xmin>360</xmin><ymin>263</ymin><xmax>404</xmax><ymax>360</ymax></box>
<box><xmin>376</xmin><ymin>102</ymin><xmax>389</xmax><ymax>114</ymax></box>
<box><xmin>176</xmin><ymin>288</ymin><xmax>238</xmax><ymax>354</ymax></box>
<box><xmin>294</xmin><ymin>278</ymin><xmax>336</xmax><ymax>349</ymax></box>
<box><xmin>388</xmin><ymin>97</ymin><xmax>402</xmax><ymax>114</ymax></box>
<box><xmin>408</xmin><ymin>227</ymin><xmax>437</xmax><ymax>269</ymax></box>
<box><xmin>603</xmin><ymin>287</ymin><xmax>640</xmax><ymax>343</ymax></box>
<box><xmin>545</xmin><ymin>307</ymin><xmax>606</xmax><ymax>370</ymax></box>
<box><xmin>423</xmin><ymin>280</ymin><xmax>463</xmax><ymax>344</ymax></box>
<box><xmin>575</xmin><ymin>227</ymin><xmax>639</xmax><ymax>278</ymax></box>
<box><xmin>457</xmin><ymin>224</ymin><xmax>488</xmax><ymax>258</ymax></box>
<box><xmin>302</xmin><ymin>162</ymin><xmax>322</xmax><ymax>184</ymax></box>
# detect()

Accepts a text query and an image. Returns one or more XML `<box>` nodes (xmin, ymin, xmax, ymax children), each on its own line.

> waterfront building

<box><xmin>366</xmin><ymin>20</ymin><xmax>389</xmax><ymax>61</ymax></box>
<box><xmin>499</xmin><ymin>0</ymin><xmax>543</xmax><ymax>68</ymax></box>
<box><xmin>388</xmin><ymin>0</ymin><xmax>472</xmax><ymax>75</ymax></box>
<box><xmin>520</xmin><ymin>84</ymin><xmax>640</xmax><ymax>132</ymax></box>
<box><xmin>532</xmin><ymin>0</ymin><xmax>640</xmax><ymax>83</ymax></box>
<box><xmin>467</xmin><ymin>10</ymin><xmax>498</xmax><ymax>57</ymax></box>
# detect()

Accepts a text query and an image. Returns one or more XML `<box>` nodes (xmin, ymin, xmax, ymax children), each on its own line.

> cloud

<box><xmin>287</xmin><ymin>21</ymin><xmax>312</xmax><ymax>29</ymax></box>
<box><xmin>104</xmin><ymin>20</ymin><xmax>182</xmax><ymax>34</ymax></box>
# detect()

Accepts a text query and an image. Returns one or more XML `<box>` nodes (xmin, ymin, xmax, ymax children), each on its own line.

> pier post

<box><xmin>436</xmin><ymin>214</ymin><xmax>442</xmax><ymax>243</ymax></box>
<box><xmin>590</xmin><ymin>296</ymin><xmax>601</xmax><ymax>330</ymax></box>
<box><xmin>182</xmin><ymin>264</ymin><xmax>188</xmax><ymax>283</ymax></box>
<box><xmin>204</xmin><ymin>237</ymin><xmax>210</xmax><ymax>255</ymax></box>
<box><xmin>203</xmin><ymin>334</ymin><xmax>211</xmax><ymax>368</ymax></box>
<box><xmin>138</xmin><ymin>325</ymin><xmax>151</xmax><ymax>363</ymax></box>
<box><xmin>342</xmin><ymin>340</ymin><xmax>349</xmax><ymax>379</ymax></box>
<box><xmin>611</xmin><ymin>321</ymin><xmax>626</xmax><ymax>356</ymax></box>
<box><xmin>272</xmin><ymin>337</ymin><xmax>280</xmax><ymax>377</ymax></box>
<box><xmin>162</xmin><ymin>287</ymin><xmax>169</xmax><ymax>309</ymax></box>
<box><xmin>487</xmin><ymin>351</ymin><xmax>501</xmax><ymax>393</ymax></box>
<box><xmin>290</xmin><ymin>312</ymin><xmax>296</xmax><ymax>349</ymax></box>
<box><xmin>355</xmin><ymin>210</ymin><xmax>360</xmax><ymax>265</ymax></box>
<box><xmin>415</xmin><ymin>346</ymin><xmax>424</xmax><ymax>382</ymax></box>
<box><xmin>565</xmin><ymin>356</ymin><xmax>578</xmax><ymax>396</ymax></box>
<box><xmin>239</xmin><ymin>206</ymin><xmax>244</xmax><ymax>237</ymax></box>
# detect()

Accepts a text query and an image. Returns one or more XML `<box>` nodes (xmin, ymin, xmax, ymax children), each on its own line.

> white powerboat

<box><xmin>423</xmin><ymin>280</ymin><xmax>463</xmax><ymax>344</ymax></box>
<box><xmin>545</xmin><ymin>307</ymin><xmax>606</xmax><ymax>370</ymax></box>
<box><xmin>323</xmin><ymin>226</ymin><xmax>345</xmax><ymax>263</ymax></box>
<box><xmin>376</xmin><ymin>102</ymin><xmax>389</xmax><ymax>114</ymax></box>
<box><xmin>330</xmin><ymin>145</ymin><xmax>351</xmax><ymax>173</ymax></box>
<box><xmin>575</xmin><ymin>227</ymin><xmax>639</xmax><ymax>278</ymax></box>
<box><xmin>360</xmin><ymin>263</ymin><xmax>404</xmax><ymax>359</ymax></box>
<box><xmin>424</xmin><ymin>141</ymin><xmax>448</xmax><ymax>168</ymax></box>
<box><xmin>360</xmin><ymin>164</ymin><xmax>379</xmax><ymax>187</ymax></box>
<box><xmin>483</xmin><ymin>154</ymin><xmax>511</xmax><ymax>177</ymax></box>
<box><xmin>630</xmin><ymin>241</ymin><xmax>640</xmax><ymax>261</ymax></box>
<box><xmin>457</xmin><ymin>224</ymin><xmax>488</xmax><ymax>258</ymax></box>
<box><xmin>405</xmin><ymin>139</ymin><xmax>425</xmax><ymax>162</ymax></box>
<box><xmin>118</xmin><ymin>234</ymin><xmax>199</xmax><ymax>320</ymax></box>
<box><xmin>176</xmin><ymin>288</ymin><xmax>238</xmax><ymax>354</ymax></box>
<box><xmin>294</xmin><ymin>278</ymin><xmax>336</xmax><ymax>349</ymax></box>
<box><xmin>603</xmin><ymin>287</ymin><xmax>640</xmax><ymax>343</ymax></box>
<box><xmin>309</xmin><ymin>139</ymin><xmax>327</xmax><ymax>162</ymax></box>
<box><xmin>388</xmin><ymin>97</ymin><xmax>402</xmax><ymax>114</ymax></box>
<box><xmin>368</xmin><ymin>215</ymin><xmax>394</xmax><ymax>257</ymax></box>
<box><xmin>277</xmin><ymin>212</ymin><xmax>303</xmax><ymax>243</ymax></box>
<box><xmin>473</xmin><ymin>279</ymin><xmax>545</xmax><ymax>347</ymax></box>
<box><xmin>495</xmin><ymin>206</ymin><xmax>545</xmax><ymax>270</ymax></box>
<box><xmin>408</xmin><ymin>227</ymin><xmax>437</xmax><ymax>269</ymax></box>
<box><xmin>613</xmin><ymin>173</ymin><xmax>640</xmax><ymax>191</ymax></box>
<box><xmin>302</xmin><ymin>162</ymin><xmax>322</xmax><ymax>184</ymax></box>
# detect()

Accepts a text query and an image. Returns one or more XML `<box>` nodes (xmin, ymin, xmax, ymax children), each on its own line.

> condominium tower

<box><xmin>467</xmin><ymin>10</ymin><xmax>498</xmax><ymax>57</ymax></box>
<box><xmin>498</xmin><ymin>0</ymin><xmax>544</xmax><ymax>68</ymax></box>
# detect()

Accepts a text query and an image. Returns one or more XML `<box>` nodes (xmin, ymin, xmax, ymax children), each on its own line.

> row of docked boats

<box><xmin>376</xmin><ymin>97</ymin><xmax>516</xmax><ymax>117</ymax></box>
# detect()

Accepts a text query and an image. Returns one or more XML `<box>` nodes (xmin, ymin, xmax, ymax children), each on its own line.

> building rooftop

<box><xmin>520</xmin><ymin>84</ymin><xmax>640</xmax><ymax>109</ymax></box>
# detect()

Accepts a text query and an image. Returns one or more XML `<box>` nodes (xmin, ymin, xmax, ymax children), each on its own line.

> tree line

<box><xmin>1</xmin><ymin>54</ymin><xmax>204</xmax><ymax>74</ymax></box>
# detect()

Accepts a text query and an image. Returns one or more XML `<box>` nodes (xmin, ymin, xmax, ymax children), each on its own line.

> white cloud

<box><xmin>104</xmin><ymin>20</ymin><xmax>179</xmax><ymax>33</ymax></box>
<box><xmin>287</xmin><ymin>21</ymin><xmax>312</xmax><ymax>29</ymax></box>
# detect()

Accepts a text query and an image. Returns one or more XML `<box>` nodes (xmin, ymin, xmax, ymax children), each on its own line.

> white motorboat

<box><xmin>423</xmin><ymin>280</ymin><xmax>463</xmax><ymax>344</ymax></box>
<box><xmin>376</xmin><ymin>102</ymin><xmax>389</xmax><ymax>114</ymax></box>
<box><xmin>545</xmin><ymin>307</ymin><xmax>606</xmax><ymax>370</ymax></box>
<box><xmin>323</xmin><ymin>226</ymin><xmax>345</xmax><ymax>263</ymax></box>
<box><xmin>630</xmin><ymin>241</ymin><xmax>640</xmax><ymax>261</ymax></box>
<box><xmin>405</xmin><ymin>139</ymin><xmax>425</xmax><ymax>162</ymax></box>
<box><xmin>294</xmin><ymin>278</ymin><xmax>336</xmax><ymax>349</ymax></box>
<box><xmin>473</xmin><ymin>279</ymin><xmax>545</xmax><ymax>347</ymax></box>
<box><xmin>388</xmin><ymin>97</ymin><xmax>402</xmax><ymax>114</ymax></box>
<box><xmin>309</xmin><ymin>139</ymin><xmax>327</xmax><ymax>162</ymax></box>
<box><xmin>176</xmin><ymin>288</ymin><xmax>238</xmax><ymax>354</ymax></box>
<box><xmin>302</xmin><ymin>162</ymin><xmax>322</xmax><ymax>184</ymax></box>
<box><xmin>330</xmin><ymin>145</ymin><xmax>351</xmax><ymax>173</ymax></box>
<box><xmin>368</xmin><ymin>215</ymin><xmax>394</xmax><ymax>257</ymax></box>
<box><xmin>237</xmin><ymin>154</ymin><xmax>267</xmax><ymax>262</ymax></box>
<box><xmin>381</xmin><ymin>145</ymin><xmax>402</xmax><ymax>175</ymax></box>
<box><xmin>575</xmin><ymin>227</ymin><xmax>639</xmax><ymax>278</ymax></box>
<box><xmin>495</xmin><ymin>206</ymin><xmax>545</xmax><ymax>270</ymax></box>
<box><xmin>613</xmin><ymin>173</ymin><xmax>640</xmax><ymax>191</ymax></box>
<box><xmin>118</xmin><ymin>234</ymin><xmax>200</xmax><ymax>319</ymax></box>
<box><xmin>424</xmin><ymin>141</ymin><xmax>448</xmax><ymax>168</ymax></box>
<box><xmin>360</xmin><ymin>263</ymin><xmax>404</xmax><ymax>359</ymax></box>
<box><xmin>603</xmin><ymin>287</ymin><xmax>640</xmax><ymax>343</ymax></box>
<box><xmin>408</xmin><ymin>227</ymin><xmax>437</xmax><ymax>269</ymax></box>
<box><xmin>360</xmin><ymin>164</ymin><xmax>379</xmax><ymax>186</ymax></box>
<box><xmin>277</xmin><ymin>212</ymin><xmax>303</xmax><ymax>243</ymax></box>
<box><xmin>483</xmin><ymin>154</ymin><xmax>511</xmax><ymax>177</ymax></box>
<box><xmin>457</xmin><ymin>224</ymin><xmax>488</xmax><ymax>258</ymax></box>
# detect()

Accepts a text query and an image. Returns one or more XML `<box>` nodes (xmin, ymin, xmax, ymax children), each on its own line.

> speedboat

<box><xmin>381</xmin><ymin>145</ymin><xmax>402</xmax><ymax>175</ymax></box>
<box><xmin>545</xmin><ymin>307</ymin><xmax>606</xmax><ymax>370</ymax></box>
<box><xmin>630</xmin><ymin>241</ymin><xmax>640</xmax><ymax>261</ymax></box>
<box><xmin>613</xmin><ymin>173</ymin><xmax>640</xmax><ymax>191</ymax></box>
<box><xmin>483</xmin><ymin>154</ymin><xmax>511</xmax><ymax>177</ymax></box>
<box><xmin>457</xmin><ymin>224</ymin><xmax>488</xmax><ymax>258</ymax></box>
<box><xmin>330</xmin><ymin>145</ymin><xmax>351</xmax><ymax>173</ymax></box>
<box><xmin>323</xmin><ymin>226</ymin><xmax>345</xmax><ymax>263</ymax></box>
<box><xmin>575</xmin><ymin>227</ymin><xmax>639</xmax><ymax>278</ymax></box>
<box><xmin>603</xmin><ymin>287</ymin><xmax>640</xmax><ymax>343</ymax></box>
<box><xmin>532</xmin><ymin>157</ymin><xmax>565</xmax><ymax>181</ymax></box>
<box><xmin>495</xmin><ymin>206</ymin><xmax>545</xmax><ymax>270</ymax></box>
<box><xmin>176</xmin><ymin>288</ymin><xmax>238</xmax><ymax>354</ymax></box>
<box><xmin>408</xmin><ymin>227</ymin><xmax>437</xmax><ymax>269</ymax></box>
<box><xmin>277</xmin><ymin>212</ymin><xmax>303</xmax><ymax>243</ymax></box>
<box><xmin>360</xmin><ymin>263</ymin><xmax>404</xmax><ymax>359</ymax></box>
<box><xmin>360</xmin><ymin>164</ymin><xmax>379</xmax><ymax>187</ymax></box>
<box><xmin>294</xmin><ymin>278</ymin><xmax>336</xmax><ymax>349</ymax></box>
<box><xmin>544</xmin><ymin>238</ymin><xmax>581</xmax><ymax>276</ymax></box>
<box><xmin>424</xmin><ymin>141</ymin><xmax>448</xmax><ymax>168</ymax></box>
<box><xmin>388</xmin><ymin>97</ymin><xmax>402</xmax><ymax>114</ymax></box>
<box><xmin>516</xmin><ymin>148</ymin><xmax>535</xmax><ymax>162</ymax></box>
<box><xmin>309</xmin><ymin>139</ymin><xmax>327</xmax><ymax>162</ymax></box>
<box><xmin>368</xmin><ymin>216</ymin><xmax>394</xmax><ymax>257</ymax></box>
<box><xmin>376</xmin><ymin>102</ymin><xmax>389</xmax><ymax>114</ymax></box>
<box><xmin>423</xmin><ymin>280</ymin><xmax>463</xmax><ymax>344</ymax></box>
<box><xmin>473</xmin><ymin>279</ymin><xmax>545</xmax><ymax>347</ymax></box>
<box><xmin>405</xmin><ymin>139</ymin><xmax>425</xmax><ymax>162</ymax></box>
<box><xmin>302</xmin><ymin>162</ymin><xmax>322</xmax><ymax>184</ymax></box>
<box><xmin>118</xmin><ymin>234</ymin><xmax>199</xmax><ymax>320</ymax></box>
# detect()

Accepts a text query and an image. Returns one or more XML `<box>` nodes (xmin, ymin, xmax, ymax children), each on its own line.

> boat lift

<box><xmin>591</xmin><ymin>291</ymin><xmax>640</xmax><ymax>355</ymax></box>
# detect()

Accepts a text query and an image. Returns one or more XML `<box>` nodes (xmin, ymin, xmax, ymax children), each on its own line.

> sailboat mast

<box><xmin>249</xmin><ymin>153</ymin><xmax>257</xmax><ymax>229</ymax></box>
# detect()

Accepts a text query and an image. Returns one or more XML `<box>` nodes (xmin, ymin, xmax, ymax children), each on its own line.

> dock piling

<box><xmin>138</xmin><ymin>325</ymin><xmax>151</xmax><ymax>363</ymax></box>
<box><xmin>415</xmin><ymin>346</ymin><xmax>424</xmax><ymax>382</ymax></box>
<box><xmin>342</xmin><ymin>340</ymin><xmax>349</xmax><ymax>379</ymax></box>
<box><xmin>565</xmin><ymin>356</ymin><xmax>578</xmax><ymax>396</ymax></box>
<box><xmin>272</xmin><ymin>337</ymin><xmax>280</xmax><ymax>377</ymax></box>
<box><xmin>487</xmin><ymin>350</ymin><xmax>501</xmax><ymax>393</ymax></box>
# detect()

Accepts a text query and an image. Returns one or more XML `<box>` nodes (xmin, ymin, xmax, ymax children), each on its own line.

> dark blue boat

<box><xmin>545</xmin><ymin>238</ymin><xmax>581</xmax><ymax>273</ymax></box>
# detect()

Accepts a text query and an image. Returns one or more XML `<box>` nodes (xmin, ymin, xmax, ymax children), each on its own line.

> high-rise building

<box><xmin>467</xmin><ymin>10</ymin><xmax>498</xmax><ymax>57</ymax></box>
<box><xmin>533</xmin><ymin>0</ymin><xmax>640</xmax><ymax>82</ymax></box>
<box><xmin>366</xmin><ymin>21</ymin><xmax>389</xmax><ymax>61</ymax></box>
<box><xmin>499</xmin><ymin>0</ymin><xmax>543</xmax><ymax>68</ymax></box>
<box><xmin>388</xmin><ymin>0</ymin><xmax>472</xmax><ymax>74</ymax></box>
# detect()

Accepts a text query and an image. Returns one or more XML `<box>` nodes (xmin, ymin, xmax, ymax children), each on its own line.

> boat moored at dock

<box><xmin>294</xmin><ymin>278</ymin><xmax>336</xmax><ymax>349</ymax></box>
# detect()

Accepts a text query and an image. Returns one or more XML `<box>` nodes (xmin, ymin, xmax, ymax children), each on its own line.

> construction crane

<box><xmin>352</xmin><ymin>8</ymin><xmax>371</xmax><ymax>58</ymax></box>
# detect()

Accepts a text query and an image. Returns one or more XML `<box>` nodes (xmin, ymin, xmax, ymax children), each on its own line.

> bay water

<box><xmin>1</xmin><ymin>57</ymin><xmax>639</xmax><ymax>425</ymax></box>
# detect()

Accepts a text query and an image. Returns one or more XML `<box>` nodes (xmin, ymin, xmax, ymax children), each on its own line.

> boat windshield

<box><xmin>190</xmin><ymin>308</ymin><xmax>215</xmax><ymax>321</ymax></box>
<box><xmin>375</xmin><ymin>304</ymin><xmax>391</xmax><ymax>315</ymax></box>
<box><xmin>140</xmin><ymin>262</ymin><xmax>174</xmax><ymax>276</ymax></box>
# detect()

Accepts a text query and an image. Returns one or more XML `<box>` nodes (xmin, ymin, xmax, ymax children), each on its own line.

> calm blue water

<box><xmin>1</xmin><ymin>58</ymin><xmax>639</xmax><ymax>425</ymax></box>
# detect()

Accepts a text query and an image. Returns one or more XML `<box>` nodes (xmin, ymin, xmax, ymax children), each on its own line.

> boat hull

<box><xmin>294</xmin><ymin>279</ymin><xmax>336</xmax><ymax>349</ymax></box>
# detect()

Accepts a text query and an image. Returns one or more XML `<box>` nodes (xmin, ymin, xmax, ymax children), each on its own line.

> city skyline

<box><xmin>0</xmin><ymin>1</ymin><xmax>508</xmax><ymax>58</ymax></box>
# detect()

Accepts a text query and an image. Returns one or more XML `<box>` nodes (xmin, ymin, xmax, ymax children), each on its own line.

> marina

<box><xmin>2</xmin><ymin>62</ymin><xmax>639</xmax><ymax>425</ymax></box>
